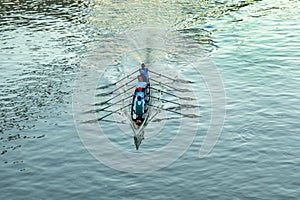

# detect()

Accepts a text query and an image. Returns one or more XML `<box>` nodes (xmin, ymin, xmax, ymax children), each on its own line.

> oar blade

<box><xmin>96</xmin><ymin>91</ymin><xmax>114</xmax><ymax>97</ymax></box>
<box><xmin>96</xmin><ymin>82</ymin><xmax>115</xmax><ymax>90</ymax></box>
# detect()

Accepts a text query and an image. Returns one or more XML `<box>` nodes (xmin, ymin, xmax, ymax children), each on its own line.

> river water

<box><xmin>1</xmin><ymin>0</ymin><xmax>300</xmax><ymax>199</ymax></box>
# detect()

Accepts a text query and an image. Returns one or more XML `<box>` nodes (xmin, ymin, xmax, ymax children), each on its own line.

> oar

<box><xmin>150</xmin><ymin>78</ymin><xmax>191</xmax><ymax>93</ymax></box>
<box><xmin>96</xmin><ymin>84</ymin><xmax>136</xmax><ymax>97</ymax></box>
<box><xmin>151</xmin><ymin>87</ymin><xmax>196</xmax><ymax>100</ymax></box>
<box><xmin>149</xmin><ymin>104</ymin><xmax>183</xmax><ymax>116</ymax></box>
<box><xmin>97</xmin><ymin>104</ymin><xmax>131</xmax><ymax>121</ymax></box>
<box><xmin>151</xmin><ymin>96</ymin><xmax>181</xmax><ymax>106</ymax></box>
<box><xmin>145</xmin><ymin>105</ymin><xmax>162</xmax><ymax>125</ymax></box>
<box><xmin>97</xmin><ymin>69</ymin><xmax>138</xmax><ymax>89</ymax></box>
<box><xmin>148</xmin><ymin>69</ymin><xmax>194</xmax><ymax>83</ymax></box>
<box><xmin>95</xmin><ymin>95</ymin><xmax>133</xmax><ymax>112</ymax></box>
<box><xmin>151</xmin><ymin>96</ymin><xmax>199</xmax><ymax>108</ymax></box>
<box><xmin>99</xmin><ymin>119</ymin><xmax>129</xmax><ymax>124</ymax></box>
<box><xmin>95</xmin><ymin>86</ymin><xmax>135</xmax><ymax>106</ymax></box>
<box><xmin>149</xmin><ymin>104</ymin><xmax>200</xmax><ymax>118</ymax></box>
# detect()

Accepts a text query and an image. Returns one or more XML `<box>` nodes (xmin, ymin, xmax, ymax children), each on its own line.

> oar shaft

<box><xmin>95</xmin><ymin>86</ymin><xmax>135</xmax><ymax>106</ymax></box>
<box><xmin>149</xmin><ymin>104</ymin><xmax>183</xmax><ymax>116</ymax></box>
<box><xmin>150</xmin><ymin>79</ymin><xmax>189</xmax><ymax>92</ymax></box>
<box><xmin>96</xmin><ymin>95</ymin><xmax>133</xmax><ymax>112</ymax></box>
<box><xmin>151</xmin><ymin>87</ymin><xmax>195</xmax><ymax>100</ymax></box>
<box><xmin>114</xmin><ymin>78</ymin><xmax>136</xmax><ymax>93</ymax></box>
<box><xmin>97</xmin><ymin>69</ymin><xmax>138</xmax><ymax>89</ymax></box>
<box><xmin>148</xmin><ymin>69</ymin><xmax>177</xmax><ymax>81</ymax></box>
<box><xmin>148</xmin><ymin>69</ymin><xmax>194</xmax><ymax>83</ymax></box>
<box><xmin>117</xmin><ymin>69</ymin><xmax>138</xmax><ymax>84</ymax></box>
<box><xmin>151</xmin><ymin>96</ymin><xmax>181</xmax><ymax>106</ymax></box>
<box><xmin>96</xmin><ymin>78</ymin><xmax>135</xmax><ymax>96</ymax></box>
<box><xmin>151</xmin><ymin>87</ymin><xmax>177</xmax><ymax>98</ymax></box>
<box><xmin>98</xmin><ymin>104</ymin><xmax>131</xmax><ymax>121</ymax></box>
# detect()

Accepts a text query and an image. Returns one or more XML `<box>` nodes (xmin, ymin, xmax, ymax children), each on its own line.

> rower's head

<box><xmin>136</xmin><ymin>119</ymin><xmax>142</xmax><ymax>125</ymax></box>
<box><xmin>141</xmin><ymin>63</ymin><xmax>145</xmax><ymax>69</ymax></box>
<box><xmin>137</xmin><ymin>87</ymin><xmax>142</xmax><ymax>92</ymax></box>
<box><xmin>137</xmin><ymin>96</ymin><xmax>142</xmax><ymax>101</ymax></box>
<box><xmin>138</xmin><ymin>75</ymin><xmax>143</xmax><ymax>81</ymax></box>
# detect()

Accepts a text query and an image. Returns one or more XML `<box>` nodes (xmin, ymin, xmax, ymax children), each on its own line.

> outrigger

<box><xmin>96</xmin><ymin>63</ymin><xmax>199</xmax><ymax>150</ymax></box>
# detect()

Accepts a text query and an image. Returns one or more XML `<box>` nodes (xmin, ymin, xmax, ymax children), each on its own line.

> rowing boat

<box><xmin>129</xmin><ymin>65</ymin><xmax>152</xmax><ymax>149</ymax></box>
<box><xmin>96</xmin><ymin>64</ymin><xmax>199</xmax><ymax>150</ymax></box>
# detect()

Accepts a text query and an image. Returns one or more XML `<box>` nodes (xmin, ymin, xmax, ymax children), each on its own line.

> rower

<box><xmin>139</xmin><ymin>63</ymin><xmax>149</xmax><ymax>83</ymax></box>
<box><xmin>136</xmin><ymin>82</ymin><xmax>147</xmax><ymax>92</ymax></box>
<box><xmin>134</xmin><ymin>94</ymin><xmax>145</xmax><ymax>125</ymax></box>
<box><xmin>137</xmin><ymin>75</ymin><xmax>143</xmax><ymax>82</ymax></box>
<box><xmin>136</xmin><ymin>86</ymin><xmax>144</xmax><ymax>97</ymax></box>
<box><xmin>135</xmin><ymin>96</ymin><xmax>145</xmax><ymax>114</ymax></box>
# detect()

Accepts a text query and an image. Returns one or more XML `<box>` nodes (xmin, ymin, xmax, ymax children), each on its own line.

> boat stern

<box><xmin>134</xmin><ymin>131</ymin><xmax>145</xmax><ymax>150</ymax></box>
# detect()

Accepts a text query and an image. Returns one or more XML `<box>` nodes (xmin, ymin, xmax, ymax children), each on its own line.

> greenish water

<box><xmin>1</xmin><ymin>0</ymin><xmax>300</xmax><ymax>199</ymax></box>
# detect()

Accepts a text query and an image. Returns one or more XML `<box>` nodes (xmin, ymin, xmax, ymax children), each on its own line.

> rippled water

<box><xmin>1</xmin><ymin>0</ymin><xmax>300</xmax><ymax>199</ymax></box>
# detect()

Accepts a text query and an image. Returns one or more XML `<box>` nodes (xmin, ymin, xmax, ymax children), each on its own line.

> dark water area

<box><xmin>1</xmin><ymin>0</ymin><xmax>300</xmax><ymax>199</ymax></box>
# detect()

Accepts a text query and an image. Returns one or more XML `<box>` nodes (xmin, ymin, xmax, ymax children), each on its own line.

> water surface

<box><xmin>1</xmin><ymin>0</ymin><xmax>300</xmax><ymax>199</ymax></box>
